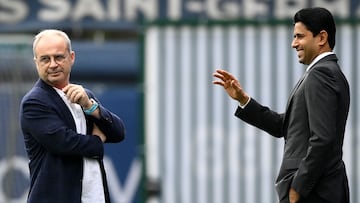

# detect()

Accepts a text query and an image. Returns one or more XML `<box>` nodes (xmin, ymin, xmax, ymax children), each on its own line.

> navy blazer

<box><xmin>20</xmin><ymin>79</ymin><xmax>125</xmax><ymax>203</ymax></box>
<box><xmin>235</xmin><ymin>54</ymin><xmax>350</xmax><ymax>203</ymax></box>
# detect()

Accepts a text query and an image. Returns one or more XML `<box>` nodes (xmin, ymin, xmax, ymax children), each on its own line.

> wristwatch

<box><xmin>83</xmin><ymin>98</ymin><xmax>99</xmax><ymax>115</ymax></box>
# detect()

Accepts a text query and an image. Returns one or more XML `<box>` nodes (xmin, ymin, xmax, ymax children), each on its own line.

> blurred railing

<box><xmin>0</xmin><ymin>35</ymin><xmax>36</xmax><ymax>203</ymax></box>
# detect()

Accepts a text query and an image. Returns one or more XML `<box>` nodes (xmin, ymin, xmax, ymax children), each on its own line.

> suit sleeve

<box><xmin>291</xmin><ymin>67</ymin><xmax>338</xmax><ymax>197</ymax></box>
<box><xmin>85</xmin><ymin>91</ymin><xmax>126</xmax><ymax>143</ymax></box>
<box><xmin>88</xmin><ymin>102</ymin><xmax>126</xmax><ymax>143</ymax></box>
<box><xmin>235</xmin><ymin>98</ymin><xmax>284</xmax><ymax>138</ymax></box>
<box><xmin>20</xmin><ymin>97</ymin><xmax>104</xmax><ymax>158</ymax></box>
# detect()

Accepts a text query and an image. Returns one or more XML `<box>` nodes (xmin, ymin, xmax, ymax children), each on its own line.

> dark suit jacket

<box><xmin>20</xmin><ymin>79</ymin><xmax>125</xmax><ymax>203</ymax></box>
<box><xmin>235</xmin><ymin>54</ymin><xmax>350</xmax><ymax>203</ymax></box>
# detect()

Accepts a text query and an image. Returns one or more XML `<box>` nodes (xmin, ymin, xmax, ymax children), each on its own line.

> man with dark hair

<box><xmin>213</xmin><ymin>7</ymin><xmax>350</xmax><ymax>203</ymax></box>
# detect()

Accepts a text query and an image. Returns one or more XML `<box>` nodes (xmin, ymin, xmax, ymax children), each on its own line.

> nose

<box><xmin>291</xmin><ymin>38</ymin><xmax>298</xmax><ymax>48</ymax></box>
<box><xmin>49</xmin><ymin>57</ymin><xmax>59</xmax><ymax>67</ymax></box>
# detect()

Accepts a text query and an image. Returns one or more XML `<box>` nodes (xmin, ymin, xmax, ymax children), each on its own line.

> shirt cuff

<box><xmin>238</xmin><ymin>97</ymin><xmax>251</xmax><ymax>109</ymax></box>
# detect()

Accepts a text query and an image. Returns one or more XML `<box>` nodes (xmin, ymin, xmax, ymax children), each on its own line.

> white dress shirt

<box><xmin>54</xmin><ymin>88</ymin><xmax>105</xmax><ymax>203</ymax></box>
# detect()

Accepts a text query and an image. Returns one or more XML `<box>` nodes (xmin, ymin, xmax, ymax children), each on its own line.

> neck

<box><xmin>51</xmin><ymin>81</ymin><xmax>68</xmax><ymax>89</ymax></box>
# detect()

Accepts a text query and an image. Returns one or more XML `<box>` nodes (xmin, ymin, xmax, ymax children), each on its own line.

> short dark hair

<box><xmin>293</xmin><ymin>7</ymin><xmax>336</xmax><ymax>49</ymax></box>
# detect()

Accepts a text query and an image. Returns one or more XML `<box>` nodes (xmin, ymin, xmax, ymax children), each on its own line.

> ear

<box><xmin>70</xmin><ymin>50</ymin><xmax>76</xmax><ymax>65</ymax></box>
<box><xmin>318</xmin><ymin>30</ymin><xmax>328</xmax><ymax>46</ymax></box>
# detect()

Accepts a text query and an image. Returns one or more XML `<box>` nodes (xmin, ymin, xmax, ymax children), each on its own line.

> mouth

<box><xmin>296</xmin><ymin>49</ymin><xmax>303</xmax><ymax>57</ymax></box>
<box><xmin>48</xmin><ymin>71</ymin><xmax>62</xmax><ymax>76</ymax></box>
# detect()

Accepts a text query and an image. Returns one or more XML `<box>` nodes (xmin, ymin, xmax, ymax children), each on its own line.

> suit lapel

<box><xmin>36</xmin><ymin>79</ymin><xmax>77</xmax><ymax>130</ymax></box>
<box><xmin>285</xmin><ymin>71</ymin><xmax>308</xmax><ymax>112</ymax></box>
<box><xmin>283</xmin><ymin>54</ymin><xmax>338</xmax><ymax>124</ymax></box>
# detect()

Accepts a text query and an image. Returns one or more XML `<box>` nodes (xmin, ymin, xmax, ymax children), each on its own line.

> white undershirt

<box><xmin>54</xmin><ymin>88</ymin><xmax>105</xmax><ymax>203</ymax></box>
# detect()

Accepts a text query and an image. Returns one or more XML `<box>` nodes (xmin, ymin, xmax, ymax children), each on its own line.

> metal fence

<box><xmin>0</xmin><ymin>35</ymin><xmax>36</xmax><ymax>203</ymax></box>
<box><xmin>144</xmin><ymin>22</ymin><xmax>360</xmax><ymax>203</ymax></box>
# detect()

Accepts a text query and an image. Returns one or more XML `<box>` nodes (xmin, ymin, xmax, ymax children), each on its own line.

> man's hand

<box><xmin>212</xmin><ymin>69</ymin><xmax>249</xmax><ymax>105</ymax></box>
<box><xmin>63</xmin><ymin>84</ymin><xmax>101</xmax><ymax>118</ymax></box>
<box><xmin>289</xmin><ymin>188</ymin><xmax>300</xmax><ymax>203</ymax></box>
<box><xmin>62</xmin><ymin>84</ymin><xmax>91</xmax><ymax>108</ymax></box>
<box><xmin>92</xmin><ymin>123</ymin><xmax>106</xmax><ymax>143</ymax></box>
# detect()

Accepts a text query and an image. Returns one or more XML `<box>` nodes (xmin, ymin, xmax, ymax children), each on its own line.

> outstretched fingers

<box><xmin>214</xmin><ymin>69</ymin><xmax>236</xmax><ymax>80</ymax></box>
<box><xmin>213</xmin><ymin>69</ymin><xmax>237</xmax><ymax>86</ymax></box>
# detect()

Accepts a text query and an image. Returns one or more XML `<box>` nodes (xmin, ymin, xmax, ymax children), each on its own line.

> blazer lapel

<box><xmin>36</xmin><ymin>79</ymin><xmax>77</xmax><ymax>130</ymax></box>
<box><xmin>285</xmin><ymin>71</ymin><xmax>308</xmax><ymax>112</ymax></box>
<box><xmin>283</xmin><ymin>54</ymin><xmax>338</xmax><ymax>126</ymax></box>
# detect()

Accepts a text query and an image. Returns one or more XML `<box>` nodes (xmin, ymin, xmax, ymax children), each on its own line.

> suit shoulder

<box><xmin>23</xmin><ymin>86</ymin><xmax>45</xmax><ymax>99</ymax></box>
<box><xmin>21</xmin><ymin>86</ymin><xmax>55</xmax><ymax>107</ymax></box>
<box><xmin>306</xmin><ymin>61</ymin><xmax>349</xmax><ymax>93</ymax></box>
<box><xmin>310</xmin><ymin>59</ymin><xmax>343</xmax><ymax>79</ymax></box>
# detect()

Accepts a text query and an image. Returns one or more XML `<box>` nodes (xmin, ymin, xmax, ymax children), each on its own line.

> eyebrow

<box><xmin>293</xmin><ymin>33</ymin><xmax>305</xmax><ymax>38</ymax></box>
<box><xmin>37</xmin><ymin>53</ymin><xmax>67</xmax><ymax>58</ymax></box>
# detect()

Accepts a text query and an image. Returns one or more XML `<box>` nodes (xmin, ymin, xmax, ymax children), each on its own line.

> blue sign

<box><xmin>1</xmin><ymin>0</ymin><xmax>359</xmax><ymax>32</ymax></box>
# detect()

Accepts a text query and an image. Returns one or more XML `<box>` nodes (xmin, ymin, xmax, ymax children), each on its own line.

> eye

<box><xmin>294</xmin><ymin>34</ymin><xmax>305</xmax><ymax>39</ymax></box>
<box><xmin>39</xmin><ymin>56</ymin><xmax>50</xmax><ymax>64</ymax></box>
<box><xmin>54</xmin><ymin>55</ymin><xmax>66</xmax><ymax>62</ymax></box>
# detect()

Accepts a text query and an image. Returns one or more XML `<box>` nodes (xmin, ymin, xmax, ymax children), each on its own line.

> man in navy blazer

<box><xmin>20</xmin><ymin>29</ymin><xmax>125</xmax><ymax>203</ymax></box>
<box><xmin>213</xmin><ymin>8</ymin><xmax>350</xmax><ymax>203</ymax></box>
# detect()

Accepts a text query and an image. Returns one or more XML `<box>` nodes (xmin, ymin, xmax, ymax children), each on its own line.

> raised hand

<box><xmin>212</xmin><ymin>69</ymin><xmax>249</xmax><ymax>105</ymax></box>
<box><xmin>62</xmin><ymin>84</ymin><xmax>92</xmax><ymax>109</ymax></box>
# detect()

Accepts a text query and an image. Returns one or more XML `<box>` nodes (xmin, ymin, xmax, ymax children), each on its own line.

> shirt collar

<box><xmin>53</xmin><ymin>87</ymin><xmax>66</xmax><ymax>97</ymax></box>
<box><xmin>306</xmin><ymin>52</ymin><xmax>334</xmax><ymax>72</ymax></box>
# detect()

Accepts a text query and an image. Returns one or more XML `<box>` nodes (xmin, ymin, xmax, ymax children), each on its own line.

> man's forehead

<box><xmin>37</xmin><ymin>34</ymin><xmax>65</xmax><ymax>44</ymax></box>
<box><xmin>36</xmin><ymin>36</ymin><xmax>67</xmax><ymax>50</ymax></box>
<box><xmin>293</xmin><ymin>22</ymin><xmax>310</xmax><ymax>33</ymax></box>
